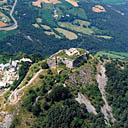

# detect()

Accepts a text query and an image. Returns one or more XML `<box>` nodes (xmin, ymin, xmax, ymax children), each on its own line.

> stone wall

<box><xmin>47</xmin><ymin>51</ymin><xmax>89</xmax><ymax>69</ymax></box>
<box><xmin>72</xmin><ymin>53</ymin><xmax>89</xmax><ymax>68</ymax></box>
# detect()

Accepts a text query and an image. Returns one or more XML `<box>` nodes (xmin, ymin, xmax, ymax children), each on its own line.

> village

<box><xmin>0</xmin><ymin>58</ymin><xmax>32</xmax><ymax>88</ymax></box>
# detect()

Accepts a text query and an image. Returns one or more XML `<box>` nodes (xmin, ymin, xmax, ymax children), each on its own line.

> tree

<box><xmin>41</xmin><ymin>61</ymin><xmax>49</xmax><ymax>69</ymax></box>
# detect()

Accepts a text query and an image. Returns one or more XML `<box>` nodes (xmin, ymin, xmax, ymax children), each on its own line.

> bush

<box><xmin>39</xmin><ymin>75</ymin><xmax>44</xmax><ymax>79</ymax></box>
<box><xmin>41</xmin><ymin>61</ymin><xmax>49</xmax><ymax>69</ymax></box>
<box><xmin>49</xmin><ymin>86</ymin><xmax>72</xmax><ymax>102</ymax></box>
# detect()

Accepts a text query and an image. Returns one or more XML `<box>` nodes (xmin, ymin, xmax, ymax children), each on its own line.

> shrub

<box><xmin>41</xmin><ymin>61</ymin><xmax>49</xmax><ymax>69</ymax></box>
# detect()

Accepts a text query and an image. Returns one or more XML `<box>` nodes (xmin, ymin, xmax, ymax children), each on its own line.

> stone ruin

<box><xmin>47</xmin><ymin>48</ymin><xmax>89</xmax><ymax>69</ymax></box>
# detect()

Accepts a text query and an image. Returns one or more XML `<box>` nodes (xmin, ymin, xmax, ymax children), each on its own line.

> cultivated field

<box><xmin>65</xmin><ymin>0</ymin><xmax>78</xmax><ymax>7</ymax></box>
<box><xmin>41</xmin><ymin>24</ymin><xmax>51</xmax><ymax>30</ymax></box>
<box><xmin>73</xmin><ymin>19</ymin><xmax>91</xmax><ymax>27</ymax></box>
<box><xmin>32</xmin><ymin>24</ymin><xmax>40</xmax><ymax>28</ymax></box>
<box><xmin>0</xmin><ymin>0</ymin><xmax>7</xmax><ymax>4</ymax></box>
<box><xmin>0</xmin><ymin>21</ymin><xmax>7</xmax><ymax>27</ymax></box>
<box><xmin>44</xmin><ymin>31</ymin><xmax>61</xmax><ymax>38</ymax></box>
<box><xmin>92</xmin><ymin>5</ymin><xmax>106</xmax><ymax>13</ymax></box>
<box><xmin>95</xmin><ymin>51</ymin><xmax>128</xmax><ymax>59</ymax></box>
<box><xmin>96</xmin><ymin>35</ymin><xmax>112</xmax><ymax>39</ymax></box>
<box><xmin>102</xmin><ymin>0</ymin><xmax>125</xmax><ymax>4</ymax></box>
<box><xmin>32</xmin><ymin>0</ymin><xmax>61</xmax><ymax>7</ymax></box>
<box><xmin>58</xmin><ymin>22</ymin><xmax>94</xmax><ymax>35</ymax></box>
<box><xmin>54</xmin><ymin>27</ymin><xmax>78</xmax><ymax>40</ymax></box>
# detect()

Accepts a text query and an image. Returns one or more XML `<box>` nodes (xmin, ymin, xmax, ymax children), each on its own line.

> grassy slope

<box><xmin>95</xmin><ymin>51</ymin><xmax>128</xmax><ymax>59</ymax></box>
<box><xmin>102</xmin><ymin>0</ymin><xmax>125</xmax><ymax>4</ymax></box>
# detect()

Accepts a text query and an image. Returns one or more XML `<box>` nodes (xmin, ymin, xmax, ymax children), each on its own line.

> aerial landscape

<box><xmin>0</xmin><ymin>0</ymin><xmax>128</xmax><ymax>128</ymax></box>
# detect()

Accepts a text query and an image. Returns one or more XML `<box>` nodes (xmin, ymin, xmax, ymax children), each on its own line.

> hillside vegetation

<box><xmin>0</xmin><ymin>0</ymin><xmax>128</xmax><ymax>56</ymax></box>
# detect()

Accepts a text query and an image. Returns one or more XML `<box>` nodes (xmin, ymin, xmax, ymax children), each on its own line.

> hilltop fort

<box><xmin>48</xmin><ymin>48</ymin><xmax>89</xmax><ymax>69</ymax></box>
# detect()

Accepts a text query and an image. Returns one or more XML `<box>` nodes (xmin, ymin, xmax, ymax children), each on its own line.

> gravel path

<box><xmin>97</xmin><ymin>64</ymin><xmax>116</xmax><ymax>125</ymax></box>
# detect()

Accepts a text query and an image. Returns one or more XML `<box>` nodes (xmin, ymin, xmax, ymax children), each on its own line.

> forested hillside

<box><xmin>0</xmin><ymin>0</ymin><xmax>128</xmax><ymax>56</ymax></box>
<box><xmin>105</xmin><ymin>61</ymin><xmax>128</xmax><ymax>128</ymax></box>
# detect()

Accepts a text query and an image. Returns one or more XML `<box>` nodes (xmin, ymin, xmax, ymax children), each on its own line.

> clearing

<box><xmin>54</xmin><ymin>27</ymin><xmax>78</xmax><ymax>40</ymax></box>
<box><xmin>0</xmin><ymin>0</ymin><xmax>7</xmax><ymax>4</ymax></box>
<box><xmin>44</xmin><ymin>31</ymin><xmax>61</xmax><ymax>38</ymax></box>
<box><xmin>58</xmin><ymin>22</ymin><xmax>94</xmax><ymax>35</ymax></box>
<box><xmin>0</xmin><ymin>21</ymin><xmax>7</xmax><ymax>27</ymax></box>
<box><xmin>96</xmin><ymin>35</ymin><xmax>112</xmax><ymax>39</ymax></box>
<box><xmin>92</xmin><ymin>5</ymin><xmax>106</xmax><ymax>13</ymax></box>
<box><xmin>65</xmin><ymin>0</ymin><xmax>78</xmax><ymax>7</ymax></box>
<box><xmin>41</xmin><ymin>24</ymin><xmax>51</xmax><ymax>30</ymax></box>
<box><xmin>95</xmin><ymin>51</ymin><xmax>128</xmax><ymax>59</ymax></box>
<box><xmin>32</xmin><ymin>0</ymin><xmax>61</xmax><ymax>7</ymax></box>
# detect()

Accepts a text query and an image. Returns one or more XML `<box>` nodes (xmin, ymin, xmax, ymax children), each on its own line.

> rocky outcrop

<box><xmin>97</xmin><ymin>64</ymin><xmax>116</xmax><ymax>125</ymax></box>
<box><xmin>47</xmin><ymin>48</ymin><xmax>89</xmax><ymax>69</ymax></box>
<box><xmin>76</xmin><ymin>93</ymin><xmax>97</xmax><ymax>115</ymax></box>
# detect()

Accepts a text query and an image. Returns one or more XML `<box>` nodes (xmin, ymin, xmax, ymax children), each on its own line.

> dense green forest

<box><xmin>11</xmin><ymin>63</ymin><xmax>106</xmax><ymax>128</ymax></box>
<box><xmin>105</xmin><ymin>61</ymin><xmax>128</xmax><ymax>128</ymax></box>
<box><xmin>1</xmin><ymin>0</ymin><xmax>128</xmax><ymax>56</ymax></box>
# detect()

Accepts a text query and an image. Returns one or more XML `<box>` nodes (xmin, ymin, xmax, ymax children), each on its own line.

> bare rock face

<box><xmin>47</xmin><ymin>57</ymin><xmax>57</xmax><ymax>68</ymax></box>
<box><xmin>76</xmin><ymin>93</ymin><xmax>97</xmax><ymax>115</ymax></box>
<box><xmin>0</xmin><ymin>112</ymin><xmax>13</xmax><ymax>128</ymax></box>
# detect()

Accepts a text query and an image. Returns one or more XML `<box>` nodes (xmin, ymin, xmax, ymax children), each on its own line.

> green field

<box><xmin>95</xmin><ymin>51</ymin><xmax>128</xmax><ymax>59</ymax></box>
<box><xmin>58</xmin><ymin>21</ymin><xmax>94</xmax><ymax>35</ymax></box>
<box><xmin>0</xmin><ymin>30</ymin><xmax>18</xmax><ymax>40</ymax></box>
<box><xmin>102</xmin><ymin>0</ymin><xmax>125</xmax><ymax>4</ymax></box>
<box><xmin>91</xmin><ymin>0</ymin><xmax>125</xmax><ymax>4</ymax></box>
<box><xmin>67</xmin><ymin>8</ymin><xmax>87</xmax><ymax>20</ymax></box>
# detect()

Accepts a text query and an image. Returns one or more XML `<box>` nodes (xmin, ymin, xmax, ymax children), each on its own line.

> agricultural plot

<box><xmin>41</xmin><ymin>24</ymin><xmax>51</xmax><ymax>30</ymax></box>
<box><xmin>65</xmin><ymin>0</ymin><xmax>78</xmax><ymax>7</ymax></box>
<box><xmin>32</xmin><ymin>24</ymin><xmax>40</xmax><ymax>28</ymax></box>
<box><xmin>91</xmin><ymin>0</ymin><xmax>125</xmax><ymax>4</ymax></box>
<box><xmin>44</xmin><ymin>31</ymin><xmax>61</xmax><ymax>38</ymax></box>
<box><xmin>58</xmin><ymin>21</ymin><xmax>94</xmax><ymax>35</ymax></box>
<box><xmin>67</xmin><ymin>8</ymin><xmax>87</xmax><ymax>19</ymax></box>
<box><xmin>32</xmin><ymin>0</ymin><xmax>61</xmax><ymax>7</ymax></box>
<box><xmin>39</xmin><ymin>9</ymin><xmax>56</xmax><ymax>26</ymax></box>
<box><xmin>54</xmin><ymin>27</ymin><xmax>78</xmax><ymax>40</ymax></box>
<box><xmin>96</xmin><ymin>35</ymin><xmax>112</xmax><ymax>39</ymax></box>
<box><xmin>102</xmin><ymin>0</ymin><xmax>125</xmax><ymax>4</ymax></box>
<box><xmin>73</xmin><ymin>19</ymin><xmax>91</xmax><ymax>27</ymax></box>
<box><xmin>0</xmin><ymin>0</ymin><xmax>7</xmax><ymax>5</ymax></box>
<box><xmin>95</xmin><ymin>51</ymin><xmax>128</xmax><ymax>59</ymax></box>
<box><xmin>0</xmin><ymin>21</ymin><xmax>7</xmax><ymax>27</ymax></box>
<box><xmin>92</xmin><ymin>5</ymin><xmax>106</xmax><ymax>13</ymax></box>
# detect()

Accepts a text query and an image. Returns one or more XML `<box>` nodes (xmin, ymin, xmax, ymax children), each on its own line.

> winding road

<box><xmin>8</xmin><ymin>69</ymin><xmax>43</xmax><ymax>104</ymax></box>
<box><xmin>0</xmin><ymin>0</ymin><xmax>18</xmax><ymax>31</ymax></box>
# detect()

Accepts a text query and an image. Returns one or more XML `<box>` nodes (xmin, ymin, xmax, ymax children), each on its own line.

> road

<box><xmin>0</xmin><ymin>0</ymin><xmax>18</xmax><ymax>31</ymax></box>
<box><xmin>8</xmin><ymin>69</ymin><xmax>43</xmax><ymax>104</ymax></box>
<box><xmin>0</xmin><ymin>69</ymin><xmax>43</xmax><ymax>128</ymax></box>
<box><xmin>97</xmin><ymin>63</ymin><xmax>116</xmax><ymax>125</ymax></box>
